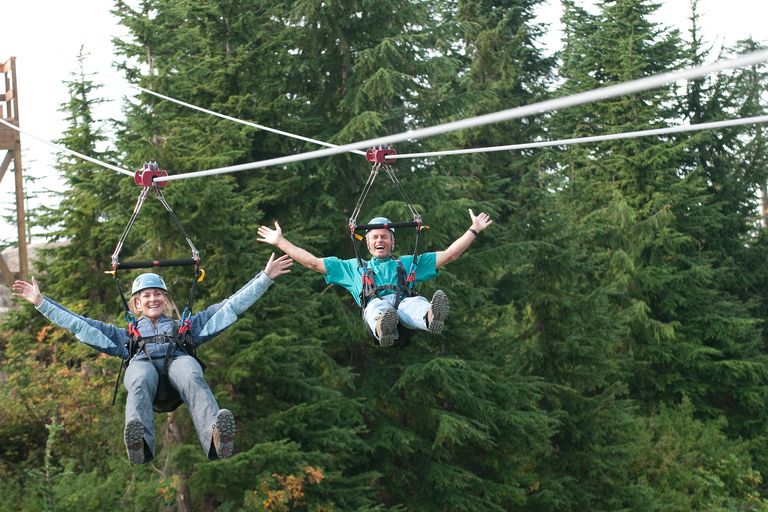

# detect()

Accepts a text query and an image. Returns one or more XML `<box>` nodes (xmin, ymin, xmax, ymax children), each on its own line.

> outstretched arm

<box><xmin>257</xmin><ymin>221</ymin><xmax>327</xmax><ymax>275</ymax></box>
<box><xmin>192</xmin><ymin>252</ymin><xmax>294</xmax><ymax>342</ymax></box>
<box><xmin>13</xmin><ymin>277</ymin><xmax>128</xmax><ymax>357</ymax></box>
<box><xmin>12</xmin><ymin>277</ymin><xmax>43</xmax><ymax>307</ymax></box>
<box><xmin>435</xmin><ymin>209</ymin><xmax>493</xmax><ymax>269</ymax></box>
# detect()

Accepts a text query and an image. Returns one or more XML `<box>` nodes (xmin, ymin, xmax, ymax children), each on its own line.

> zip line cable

<box><xmin>389</xmin><ymin>115</ymin><xmax>768</xmax><ymax>160</ymax></box>
<box><xmin>65</xmin><ymin>55</ymin><xmax>368</xmax><ymax>157</ymax></box>
<box><xmin>12</xmin><ymin>109</ymin><xmax>768</xmax><ymax>181</ymax></box>
<box><xmin>7</xmin><ymin>49</ymin><xmax>768</xmax><ymax>182</ymax></box>
<box><xmin>0</xmin><ymin>118</ymin><xmax>134</xmax><ymax>177</ymax></box>
<box><xmin>152</xmin><ymin>48</ymin><xmax>768</xmax><ymax>183</ymax></box>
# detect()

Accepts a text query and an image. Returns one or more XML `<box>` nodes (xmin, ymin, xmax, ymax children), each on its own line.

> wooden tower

<box><xmin>0</xmin><ymin>57</ymin><xmax>28</xmax><ymax>286</ymax></box>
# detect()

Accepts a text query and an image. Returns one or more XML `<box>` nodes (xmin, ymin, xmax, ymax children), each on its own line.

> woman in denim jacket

<box><xmin>13</xmin><ymin>253</ymin><xmax>292</xmax><ymax>464</ymax></box>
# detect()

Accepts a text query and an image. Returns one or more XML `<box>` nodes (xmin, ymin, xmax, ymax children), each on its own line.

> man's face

<box><xmin>367</xmin><ymin>229</ymin><xmax>394</xmax><ymax>259</ymax></box>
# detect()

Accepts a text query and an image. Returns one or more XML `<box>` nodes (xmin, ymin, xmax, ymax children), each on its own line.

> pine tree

<box><xmin>33</xmin><ymin>49</ymin><xmax>127</xmax><ymax>317</ymax></box>
<box><xmin>525</xmin><ymin>0</ymin><xmax>689</xmax><ymax>509</ymax></box>
<box><xmin>107</xmin><ymin>1</ymin><xmax>560</xmax><ymax>510</ymax></box>
<box><xmin>535</xmin><ymin>0</ymin><xmax>768</xmax><ymax>508</ymax></box>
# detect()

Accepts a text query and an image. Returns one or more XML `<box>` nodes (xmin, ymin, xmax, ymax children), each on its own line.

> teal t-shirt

<box><xmin>324</xmin><ymin>253</ymin><xmax>439</xmax><ymax>307</ymax></box>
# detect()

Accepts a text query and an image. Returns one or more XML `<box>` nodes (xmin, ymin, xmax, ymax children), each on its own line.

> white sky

<box><xmin>0</xmin><ymin>0</ymin><xmax>766</xmax><ymax>243</ymax></box>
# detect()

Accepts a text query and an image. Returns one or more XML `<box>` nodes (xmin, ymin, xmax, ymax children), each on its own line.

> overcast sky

<box><xmin>1</xmin><ymin>0</ymin><xmax>766</xmax><ymax>243</ymax></box>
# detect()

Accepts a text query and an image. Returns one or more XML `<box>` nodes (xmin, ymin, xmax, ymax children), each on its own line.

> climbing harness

<box><xmin>107</xmin><ymin>162</ymin><xmax>205</xmax><ymax>412</ymax></box>
<box><xmin>359</xmin><ymin>259</ymin><xmax>419</xmax><ymax>347</ymax></box>
<box><xmin>349</xmin><ymin>147</ymin><xmax>425</xmax><ymax>347</ymax></box>
<box><xmin>122</xmin><ymin>319</ymin><xmax>205</xmax><ymax>412</ymax></box>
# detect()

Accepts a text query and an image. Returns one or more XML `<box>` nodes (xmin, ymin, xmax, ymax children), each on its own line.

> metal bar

<box><xmin>115</xmin><ymin>258</ymin><xmax>198</xmax><ymax>270</ymax></box>
<box><xmin>354</xmin><ymin>221</ymin><xmax>419</xmax><ymax>232</ymax></box>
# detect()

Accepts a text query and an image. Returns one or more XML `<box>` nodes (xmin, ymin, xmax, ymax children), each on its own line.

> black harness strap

<box><xmin>358</xmin><ymin>260</ymin><xmax>419</xmax><ymax>347</ymax></box>
<box><xmin>359</xmin><ymin>260</ymin><xmax>417</xmax><ymax>311</ymax></box>
<box><xmin>117</xmin><ymin>320</ymin><xmax>206</xmax><ymax>413</ymax></box>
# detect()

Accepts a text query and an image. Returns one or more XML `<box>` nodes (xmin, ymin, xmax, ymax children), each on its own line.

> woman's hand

<box><xmin>264</xmin><ymin>253</ymin><xmax>293</xmax><ymax>280</ymax></box>
<box><xmin>12</xmin><ymin>277</ymin><xmax>43</xmax><ymax>307</ymax></box>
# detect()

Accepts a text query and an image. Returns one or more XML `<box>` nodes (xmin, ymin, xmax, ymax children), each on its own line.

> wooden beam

<box><xmin>0</xmin><ymin>150</ymin><xmax>13</xmax><ymax>185</ymax></box>
<box><xmin>3</xmin><ymin>89</ymin><xmax>13</xmax><ymax>101</ymax></box>
<box><xmin>10</xmin><ymin>58</ymin><xmax>18</xmax><ymax>126</ymax></box>
<box><xmin>0</xmin><ymin>251</ymin><xmax>14</xmax><ymax>288</ymax></box>
<box><xmin>13</xmin><ymin>146</ymin><xmax>27</xmax><ymax>279</ymax></box>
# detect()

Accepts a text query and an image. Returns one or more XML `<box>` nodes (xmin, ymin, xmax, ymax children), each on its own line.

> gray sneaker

<box><xmin>124</xmin><ymin>417</ymin><xmax>145</xmax><ymax>464</ymax></box>
<box><xmin>213</xmin><ymin>409</ymin><xmax>236</xmax><ymax>459</ymax></box>
<box><xmin>376</xmin><ymin>307</ymin><xmax>399</xmax><ymax>347</ymax></box>
<box><xmin>428</xmin><ymin>290</ymin><xmax>449</xmax><ymax>334</ymax></box>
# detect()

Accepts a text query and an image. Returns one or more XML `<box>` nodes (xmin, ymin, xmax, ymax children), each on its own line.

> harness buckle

<box><xmin>128</xmin><ymin>322</ymin><xmax>141</xmax><ymax>339</ymax></box>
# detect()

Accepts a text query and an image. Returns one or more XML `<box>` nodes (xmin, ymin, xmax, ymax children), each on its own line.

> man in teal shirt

<box><xmin>257</xmin><ymin>209</ymin><xmax>492</xmax><ymax>346</ymax></box>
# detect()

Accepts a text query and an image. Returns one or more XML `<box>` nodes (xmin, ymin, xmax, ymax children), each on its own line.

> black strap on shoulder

<box><xmin>359</xmin><ymin>260</ymin><xmax>418</xmax><ymax>311</ymax></box>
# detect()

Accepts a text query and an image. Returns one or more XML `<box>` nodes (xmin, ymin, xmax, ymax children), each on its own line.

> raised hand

<box><xmin>264</xmin><ymin>253</ymin><xmax>293</xmax><ymax>280</ymax></box>
<box><xmin>257</xmin><ymin>221</ymin><xmax>283</xmax><ymax>246</ymax></box>
<box><xmin>468</xmin><ymin>209</ymin><xmax>493</xmax><ymax>233</ymax></box>
<box><xmin>12</xmin><ymin>277</ymin><xmax>43</xmax><ymax>307</ymax></box>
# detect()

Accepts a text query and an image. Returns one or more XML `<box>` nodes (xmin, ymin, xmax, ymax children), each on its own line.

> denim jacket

<box><xmin>36</xmin><ymin>272</ymin><xmax>274</xmax><ymax>362</ymax></box>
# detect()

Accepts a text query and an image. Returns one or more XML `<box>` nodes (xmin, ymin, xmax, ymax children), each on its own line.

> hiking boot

<box><xmin>124</xmin><ymin>417</ymin><xmax>145</xmax><ymax>464</ymax></box>
<box><xmin>375</xmin><ymin>306</ymin><xmax>398</xmax><ymax>347</ymax></box>
<box><xmin>427</xmin><ymin>290</ymin><xmax>449</xmax><ymax>335</ymax></box>
<box><xmin>213</xmin><ymin>409</ymin><xmax>236</xmax><ymax>459</ymax></box>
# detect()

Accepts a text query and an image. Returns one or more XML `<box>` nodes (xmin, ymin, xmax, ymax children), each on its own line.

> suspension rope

<box><xmin>387</xmin><ymin>115</ymin><xmax>768</xmax><ymax>160</ymax></box>
<box><xmin>350</xmin><ymin>164</ymin><xmax>382</xmax><ymax>224</ymax></box>
<box><xmin>69</xmin><ymin>57</ymin><xmax>367</xmax><ymax>156</ymax></box>
<box><xmin>152</xmin><ymin>49</ymin><xmax>768</xmax><ymax>183</ymax></box>
<box><xmin>6</xmin><ymin>50</ymin><xmax>768</xmax><ymax>183</ymax></box>
<box><xmin>0</xmin><ymin>118</ymin><xmax>134</xmax><ymax>177</ymax></box>
<box><xmin>382</xmin><ymin>165</ymin><xmax>420</xmax><ymax>219</ymax></box>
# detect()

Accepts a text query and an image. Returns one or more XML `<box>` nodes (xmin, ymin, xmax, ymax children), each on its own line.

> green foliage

<box><xmin>4</xmin><ymin>0</ymin><xmax>768</xmax><ymax>511</ymax></box>
<box><xmin>635</xmin><ymin>398</ymin><xmax>768</xmax><ymax>511</ymax></box>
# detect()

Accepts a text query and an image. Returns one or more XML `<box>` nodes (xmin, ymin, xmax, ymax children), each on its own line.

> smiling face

<box><xmin>133</xmin><ymin>287</ymin><xmax>168</xmax><ymax>322</ymax></box>
<box><xmin>367</xmin><ymin>228</ymin><xmax>395</xmax><ymax>259</ymax></box>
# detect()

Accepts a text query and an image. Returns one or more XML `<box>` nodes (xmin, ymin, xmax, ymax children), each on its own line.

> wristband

<box><xmin>468</xmin><ymin>228</ymin><xmax>478</xmax><ymax>236</ymax></box>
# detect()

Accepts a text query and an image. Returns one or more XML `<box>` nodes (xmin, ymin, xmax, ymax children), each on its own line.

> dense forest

<box><xmin>3</xmin><ymin>0</ymin><xmax>768</xmax><ymax>510</ymax></box>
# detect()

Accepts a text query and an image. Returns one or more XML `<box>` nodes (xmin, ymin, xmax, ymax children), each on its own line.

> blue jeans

<box><xmin>364</xmin><ymin>294</ymin><xmax>430</xmax><ymax>341</ymax></box>
<box><xmin>123</xmin><ymin>355</ymin><xmax>219</xmax><ymax>461</ymax></box>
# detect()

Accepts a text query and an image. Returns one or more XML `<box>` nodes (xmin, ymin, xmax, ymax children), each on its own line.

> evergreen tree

<box><xmin>8</xmin><ymin>1</ymin><xmax>768</xmax><ymax>510</ymax></box>
<box><xmin>527</xmin><ymin>0</ymin><xmax>688</xmax><ymax>509</ymax></box>
<box><xmin>33</xmin><ymin>49</ymin><xmax>127</xmax><ymax>317</ymax></box>
<box><xmin>108</xmin><ymin>1</ymin><xmax>559</xmax><ymax>510</ymax></box>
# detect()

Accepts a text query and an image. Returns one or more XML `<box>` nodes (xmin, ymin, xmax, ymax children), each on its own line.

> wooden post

<box><xmin>0</xmin><ymin>56</ymin><xmax>28</xmax><ymax>282</ymax></box>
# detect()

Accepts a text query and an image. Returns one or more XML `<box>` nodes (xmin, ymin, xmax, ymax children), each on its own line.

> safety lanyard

<box><xmin>349</xmin><ymin>147</ymin><xmax>423</xmax><ymax>289</ymax></box>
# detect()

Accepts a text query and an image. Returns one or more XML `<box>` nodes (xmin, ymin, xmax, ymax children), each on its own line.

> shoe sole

<box><xmin>124</xmin><ymin>418</ymin><xmax>145</xmax><ymax>464</ymax></box>
<box><xmin>215</xmin><ymin>409</ymin><xmax>236</xmax><ymax>459</ymax></box>
<box><xmin>429</xmin><ymin>291</ymin><xmax>449</xmax><ymax>335</ymax></box>
<box><xmin>377</xmin><ymin>307</ymin><xmax>399</xmax><ymax>347</ymax></box>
